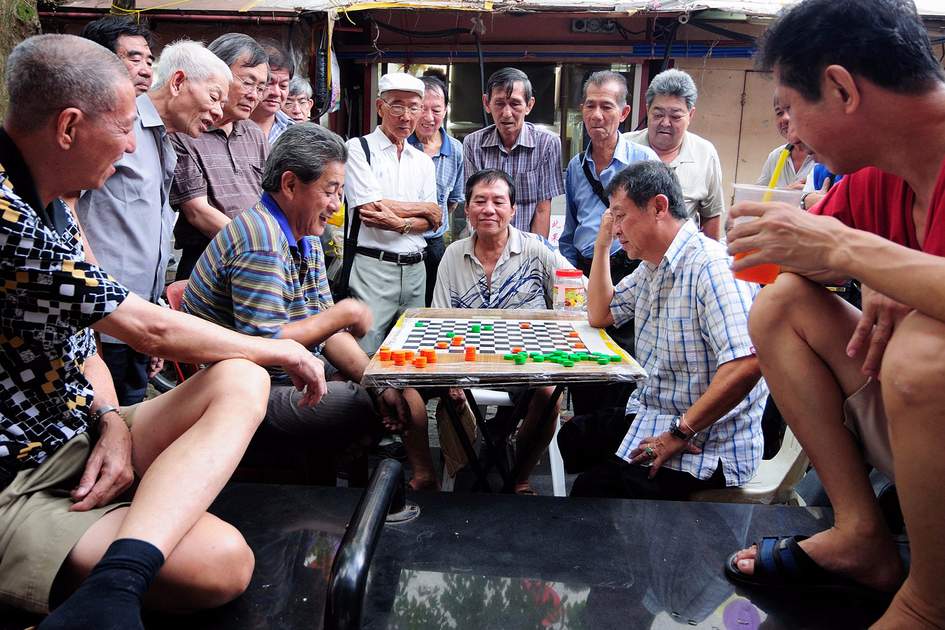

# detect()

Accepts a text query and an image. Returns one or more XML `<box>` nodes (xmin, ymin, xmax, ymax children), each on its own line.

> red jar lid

<box><xmin>555</xmin><ymin>268</ymin><xmax>584</xmax><ymax>278</ymax></box>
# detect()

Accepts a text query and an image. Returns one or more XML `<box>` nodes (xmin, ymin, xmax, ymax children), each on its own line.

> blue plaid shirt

<box><xmin>609</xmin><ymin>221</ymin><xmax>767</xmax><ymax>486</ymax></box>
<box><xmin>408</xmin><ymin>127</ymin><xmax>463</xmax><ymax>239</ymax></box>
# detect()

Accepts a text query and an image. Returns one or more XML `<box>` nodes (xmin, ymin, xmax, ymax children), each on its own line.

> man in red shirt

<box><xmin>725</xmin><ymin>1</ymin><xmax>945</xmax><ymax>628</ymax></box>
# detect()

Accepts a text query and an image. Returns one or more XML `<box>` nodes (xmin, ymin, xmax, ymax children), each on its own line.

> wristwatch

<box><xmin>92</xmin><ymin>405</ymin><xmax>121</xmax><ymax>429</ymax></box>
<box><xmin>400</xmin><ymin>218</ymin><xmax>413</xmax><ymax>235</ymax></box>
<box><xmin>800</xmin><ymin>192</ymin><xmax>812</xmax><ymax>210</ymax></box>
<box><xmin>669</xmin><ymin>416</ymin><xmax>695</xmax><ymax>441</ymax></box>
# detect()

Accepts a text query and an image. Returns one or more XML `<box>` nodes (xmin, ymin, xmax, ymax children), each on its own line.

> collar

<box><xmin>136</xmin><ymin>93</ymin><xmax>164</xmax><ymax>130</ymax></box>
<box><xmin>407</xmin><ymin>127</ymin><xmax>453</xmax><ymax>157</ymax></box>
<box><xmin>465</xmin><ymin>225</ymin><xmax>522</xmax><ymax>261</ymax></box>
<box><xmin>274</xmin><ymin>110</ymin><xmax>294</xmax><ymax>129</ymax></box>
<box><xmin>481</xmin><ymin>122</ymin><xmax>535</xmax><ymax>151</ymax></box>
<box><xmin>260</xmin><ymin>191</ymin><xmax>311</xmax><ymax>259</ymax></box>
<box><xmin>0</xmin><ymin>127</ymin><xmax>69</xmax><ymax>235</ymax></box>
<box><xmin>631</xmin><ymin>129</ymin><xmax>695</xmax><ymax>166</ymax></box>
<box><xmin>581</xmin><ymin>133</ymin><xmax>635</xmax><ymax>172</ymax></box>
<box><xmin>661</xmin><ymin>220</ymin><xmax>699</xmax><ymax>273</ymax></box>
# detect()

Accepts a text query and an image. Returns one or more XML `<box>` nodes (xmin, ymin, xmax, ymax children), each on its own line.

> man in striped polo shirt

<box><xmin>182</xmin><ymin>123</ymin><xmax>436</xmax><ymax>490</ymax></box>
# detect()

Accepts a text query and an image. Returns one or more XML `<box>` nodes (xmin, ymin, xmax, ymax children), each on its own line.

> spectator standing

<box><xmin>79</xmin><ymin>15</ymin><xmax>154</xmax><ymax>95</ymax></box>
<box><xmin>756</xmin><ymin>93</ymin><xmax>815</xmax><ymax>189</ymax></box>
<box><xmin>284</xmin><ymin>76</ymin><xmax>314</xmax><ymax>122</ymax></box>
<box><xmin>250</xmin><ymin>40</ymin><xmax>295</xmax><ymax>144</ymax></box>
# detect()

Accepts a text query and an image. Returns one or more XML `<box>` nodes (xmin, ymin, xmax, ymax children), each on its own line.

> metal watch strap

<box><xmin>669</xmin><ymin>416</ymin><xmax>694</xmax><ymax>441</ymax></box>
<box><xmin>93</xmin><ymin>405</ymin><xmax>121</xmax><ymax>424</ymax></box>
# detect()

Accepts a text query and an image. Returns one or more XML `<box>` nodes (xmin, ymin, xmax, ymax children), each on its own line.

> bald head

<box><xmin>5</xmin><ymin>34</ymin><xmax>131</xmax><ymax>133</ymax></box>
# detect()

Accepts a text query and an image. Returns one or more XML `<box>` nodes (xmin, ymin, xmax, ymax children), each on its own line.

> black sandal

<box><xmin>725</xmin><ymin>535</ymin><xmax>865</xmax><ymax>593</ymax></box>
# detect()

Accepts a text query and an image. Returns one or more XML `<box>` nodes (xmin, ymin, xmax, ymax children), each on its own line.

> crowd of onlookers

<box><xmin>2</xmin><ymin>0</ymin><xmax>944</xmax><ymax>628</ymax></box>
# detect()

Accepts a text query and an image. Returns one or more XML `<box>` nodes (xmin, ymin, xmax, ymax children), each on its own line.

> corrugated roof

<box><xmin>51</xmin><ymin>0</ymin><xmax>945</xmax><ymax>17</ymax></box>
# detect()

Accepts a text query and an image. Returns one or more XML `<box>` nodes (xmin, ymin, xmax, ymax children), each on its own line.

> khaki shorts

<box><xmin>843</xmin><ymin>379</ymin><xmax>894</xmax><ymax>481</ymax></box>
<box><xmin>0</xmin><ymin>404</ymin><xmax>140</xmax><ymax>613</ymax></box>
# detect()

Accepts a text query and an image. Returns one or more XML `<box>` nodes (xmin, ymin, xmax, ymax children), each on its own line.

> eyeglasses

<box><xmin>381</xmin><ymin>99</ymin><xmax>422</xmax><ymax>117</ymax></box>
<box><xmin>285</xmin><ymin>97</ymin><xmax>312</xmax><ymax>108</ymax></box>
<box><xmin>235</xmin><ymin>76</ymin><xmax>266</xmax><ymax>97</ymax></box>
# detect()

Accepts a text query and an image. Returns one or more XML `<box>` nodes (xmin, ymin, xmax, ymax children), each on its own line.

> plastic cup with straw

<box><xmin>733</xmin><ymin>144</ymin><xmax>793</xmax><ymax>284</ymax></box>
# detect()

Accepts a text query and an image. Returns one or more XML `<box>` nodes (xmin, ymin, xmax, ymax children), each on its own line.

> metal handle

<box><xmin>324</xmin><ymin>458</ymin><xmax>404</xmax><ymax>630</ymax></box>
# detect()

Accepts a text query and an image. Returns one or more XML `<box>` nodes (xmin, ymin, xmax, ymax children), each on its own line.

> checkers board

<box><xmin>362</xmin><ymin>308</ymin><xmax>647</xmax><ymax>389</ymax></box>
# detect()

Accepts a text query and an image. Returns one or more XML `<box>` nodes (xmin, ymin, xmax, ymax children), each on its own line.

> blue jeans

<box><xmin>100</xmin><ymin>343</ymin><xmax>149</xmax><ymax>405</ymax></box>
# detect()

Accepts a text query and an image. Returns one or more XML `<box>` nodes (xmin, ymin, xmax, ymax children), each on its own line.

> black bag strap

<box><xmin>581</xmin><ymin>143</ymin><xmax>610</xmax><ymax>209</ymax></box>
<box><xmin>336</xmin><ymin>137</ymin><xmax>370</xmax><ymax>299</ymax></box>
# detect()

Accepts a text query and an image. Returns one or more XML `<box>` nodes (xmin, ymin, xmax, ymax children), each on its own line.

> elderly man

<box><xmin>249</xmin><ymin>40</ymin><xmax>295</xmax><ymax>144</ymax></box>
<box><xmin>725</xmin><ymin>1</ymin><xmax>945</xmax><ymax>626</ymax></box>
<box><xmin>0</xmin><ymin>35</ymin><xmax>325</xmax><ymax>628</ymax></box>
<box><xmin>181</xmin><ymin>123</ymin><xmax>435</xmax><ymax>490</ymax></box>
<box><xmin>76</xmin><ymin>40</ymin><xmax>230</xmax><ymax>407</ymax></box>
<box><xmin>343</xmin><ymin>72</ymin><xmax>441</xmax><ymax>355</ymax></box>
<box><xmin>756</xmin><ymin>93</ymin><xmax>814</xmax><ymax>189</ymax></box>
<box><xmin>284</xmin><ymin>77</ymin><xmax>314</xmax><ymax>122</ymax></box>
<box><xmin>433</xmin><ymin>169</ymin><xmax>572</xmax><ymax>494</ymax></box>
<box><xmin>79</xmin><ymin>16</ymin><xmax>154</xmax><ymax>95</ymax></box>
<box><xmin>463</xmin><ymin>67</ymin><xmax>564</xmax><ymax>238</ymax></box>
<box><xmin>625</xmin><ymin>69</ymin><xmax>724</xmax><ymax>240</ymax></box>
<box><xmin>560</xmin><ymin>160</ymin><xmax>766</xmax><ymax>500</ymax></box>
<box><xmin>407</xmin><ymin>75</ymin><xmax>464</xmax><ymax>305</ymax></box>
<box><xmin>171</xmin><ymin>33</ymin><xmax>269</xmax><ymax>280</ymax></box>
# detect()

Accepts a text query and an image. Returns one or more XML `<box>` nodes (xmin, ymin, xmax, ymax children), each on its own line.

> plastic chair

<box><xmin>689</xmin><ymin>426</ymin><xmax>809</xmax><ymax>505</ymax></box>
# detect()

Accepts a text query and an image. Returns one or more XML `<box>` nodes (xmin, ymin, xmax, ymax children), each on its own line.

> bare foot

<box><xmin>732</xmin><ymin>526</ymin><xmax>905</xmax><ymax>592</ymax></box>
<box><xmin>514</xmin><ymin>482</ymin><xmax>538</xmax><ymax>496</ymax></box>
<box><xmin>408</xmin><ymin>477</ymin><xmax>439</xmax><ymax>492</ymax></box>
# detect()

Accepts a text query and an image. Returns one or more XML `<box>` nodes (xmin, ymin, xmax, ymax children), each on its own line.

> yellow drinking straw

<box><xmin>764</xmin><ymin>143</ymin><xmax>794</xmax><ymax>200</ymax></box>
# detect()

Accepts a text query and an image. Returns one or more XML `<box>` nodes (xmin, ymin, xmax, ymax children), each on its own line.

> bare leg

<box><xmin>732</xmin><ymin>274</ymin><xmax>903</xmax><ymax>591</ymax></box>
<box><xmin>875</xmin><ymin>312</ymin><xmax>945</xmax><ymax>628</ymax></box>
<box><xmin>512</xmin><ymin>386</ymin><xmax>559</xmax><ymax>492</ymax></box>
<box><xmin>402</xmin><ymin>388</ymin><xmax>439</xmax><ymax>491</ymax></box>
<box><xmin>59</xmin><ymin>359</ymin><xmax>271</xmax><ymax>609</ymax></box>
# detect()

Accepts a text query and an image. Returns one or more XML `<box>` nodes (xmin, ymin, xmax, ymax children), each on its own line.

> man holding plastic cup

<box><xmin>725</xmin><ymin>1</ymin><xmax>945</xmax><ymax>626</ymax></box>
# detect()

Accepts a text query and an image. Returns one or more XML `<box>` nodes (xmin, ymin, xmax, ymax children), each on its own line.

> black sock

<box><xmin>40</xmin><ymin>538</ymin><xmax>165</xmax><ymax>630</ymax></box>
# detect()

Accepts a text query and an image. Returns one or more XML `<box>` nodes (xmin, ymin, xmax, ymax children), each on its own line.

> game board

<box><xmin>363</xmin><ymin>308</ymin><xmax>647</xmax><ymax>389</ymax></box>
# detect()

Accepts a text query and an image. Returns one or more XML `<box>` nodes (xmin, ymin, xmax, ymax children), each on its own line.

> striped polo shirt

<box><xmin>181</xmin><ymin>193</ymin><xmax>332</xmax><ymax>383</ymax></box>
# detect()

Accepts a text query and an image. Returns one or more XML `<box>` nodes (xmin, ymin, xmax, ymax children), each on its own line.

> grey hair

<box><xmin>288</xmin><ymin>76</ymin><xmax>313</xmax><ymax>99</ymax></box>
<box><xmin>208</xmin><ymin>33</ymin><xmax>268</xmax><ymax>69</ymax></box>
<box><xmin>582</xmin><ymin>70</ymin><xmax>628</xmax><ymax>107</ymax></box>
<box><xmin>645</xmin><ymin>68</ymin><xmax>698</xmax><ymax>110</ymax></box>
<box><xmin>485</xmin><ymin>67</ymin><xmax>533</xmax><ymax>102</ymax></box>
<box><xmin>605</xmin><ymin>160</ymin><xmax>688</xmax><ymax>221</ymax></box>
<box><xmin>151</xmin><ymin>40</ymin><xmax>232</xmax><ymax>91</ymax></box>
<box><xmin>262</xmin><ymin>122</ymin><xmax>347</xmax><ymax>192</ymax></box>
<box><xmin>5</xmin><ymin>34</ymin><xmax>129</xmax><ymax>132</ymax></box>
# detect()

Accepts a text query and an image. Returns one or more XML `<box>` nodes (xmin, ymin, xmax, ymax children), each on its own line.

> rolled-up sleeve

<box><xmin>169</xmin><ymin>134</ymin><xmax>207</xmax><ymax>206</ymax></box>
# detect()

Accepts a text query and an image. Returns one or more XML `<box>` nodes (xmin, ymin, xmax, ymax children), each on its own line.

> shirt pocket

<box><xmin>513</xmin><ymin>168</ymin><xmax>542</xmax><ymax>206</ymax></box>
<box><xmin>667</xmin><ymin>316</ymin><xmax>706</xmax><ymax>369</ymax></box>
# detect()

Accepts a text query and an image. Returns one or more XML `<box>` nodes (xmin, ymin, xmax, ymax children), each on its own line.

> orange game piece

<box><xmin>511</xmin><ymin>347</ymin><xmax>523</xmax><ymax>354</ymax></box>
<box><xmin>391</xmin><ymin>350</ymin><xmax>405</xmax><ymax>361</ymax></box>
<box><xmin>464</xmin><ymin>346</ymin><xmax>477</xmax><ymax>362</ymax></box>
<box><xmin>574</xmin><ymin>343</ymin><xmax>586</xmax><ymax>350</ymax></box>
<box><xmin>378</xmin><ymin>349</ymin><xmax>392</xmax><ymax>361</ymax></box>
<box><xmin>412</xmin><ymin>357</ymin><xmax>427</xmax><ymax>368</ymax></box>
<box><xmin>520</xmin><ymin>322</ymin><xmax>531</xmax><ymax>329</ymax></box>
<box><xmin>568</xmin><ymin>331</ymin><xmax>579</xmax><ymax>338</ymax></box>
<box><xmin>451</xmin><ymin>336</ymin><xmax>463</xmax><ymax>346</ymax></box>
<box><xmin>404</xmin><ymin>350</ymin><xmax>415</xmax><ymax>361</ymax></box>
<box><xmin>436</xmin><ymin>341</ymin><xmax>448</xmax><ymax>349</ymax></box>
<box><xmin>424</xmin><ymin>350</ymin><xmax>437</xmax><ymax>363</ymax></box>
<box><xmin>393</xmin><ymin>357</ymin><xmax>406</xmax><ymax>366</ymax></box>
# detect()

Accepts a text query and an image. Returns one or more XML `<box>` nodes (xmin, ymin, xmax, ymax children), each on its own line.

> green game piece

<box><xmin>568</xmin><ymin>353</ymin><xmax>582</xmax><ymax>361</ymax></box>
<box><xmin>483</xmin><ymin>324</ymin><xmax>493</xmax><ymax>331</ymax></box>
<box><xmin>609</xmin><ymin>355</ymin><xmax>622</xmax><ymax>362</ymax></box>
<box><xmin>529</xmin><ymin>352</ymin><xmax>542</xmax><ymax>359</ymax></box>
<box><xmin>597</xmin><ymin>358</ymin><xmax>610</xmax><ymax>365</ymax></box>
<box><xmin>471</xmin><ymin>324</ymin><xmax>481</xmax><ymax>333</ymax></box>
<box><xmin>414</xmin><ymin>321</ymin><xmax>426</xmax><ymax>327</ymax></box>
<box><xmin>533</xmin><ymin>356</ymin><xmax>545</xmax><ymax>362</ymax></box>
<box><xmin>503</xmin><ymin>354</ymin><xmax>516</xmax><ymax>360</ymax></box>
<box><xmin>562</xmin><ymin>360</ymin><xmax>574</xmax><ymax>368</ymax></box>
<box><xmin>445</xmin><ymin>332</ymin><xmax>455</xmax><ymax>338</ymax></box>
<box><xmin>514</xmin><ymin>356</ymin><xmax>527</xmax><ymax>365</ymax></box>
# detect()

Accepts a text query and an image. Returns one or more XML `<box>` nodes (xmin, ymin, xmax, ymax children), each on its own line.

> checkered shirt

<box><xmin>610</xmin><ymin>221</ymin><xmax>767</xmax><ymax>486</ymax></box>
<box><xmin>0</xmin><ymin>132</ymin><xmax>129</xmax><ymax>485</ymax></box>
<box><xmin>463</xmin><ymin>122</ymin><xmax>564</xmax><ymax>232</ymax></box>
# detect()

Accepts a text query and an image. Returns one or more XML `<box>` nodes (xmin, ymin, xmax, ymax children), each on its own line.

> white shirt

<box><xmin>344</xmin><ymin>126</ymin><xmax>437</xmax><ymax>253</ymax></box>
<box><xmin>756</xmin><ymin>143</ymin><xmax>815</xmax><ymax>188</ymax></box>
<box><xmin>624</xmin><ymin>129</ymin><xmax>725</xmax><ymax>224</ymax></box>
<box><xmin>609</xmin><ymin>220</ymin><xmax>767</xmax><ymax>486</ymax></box>
<box><xmin>432</xmin><ymin>226</ymin><xmax>574</xmax><ymax>309</ymax></box>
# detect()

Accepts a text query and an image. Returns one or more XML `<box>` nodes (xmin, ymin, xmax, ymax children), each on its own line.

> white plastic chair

<box><xmin>689</xmin><ymin>427</ymin><xmax>809</xmax><ymax>505</ymax></box>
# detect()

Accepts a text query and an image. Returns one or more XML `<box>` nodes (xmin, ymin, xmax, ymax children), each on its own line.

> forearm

<box><xmin>531</xmin><ymin>200</ymin><xmax>551</xmax><ymax>239</ymax></box>
<box><xmin>683</xmin><ymin>356</ymin><xmax>762</xmax><ymax>433</ymax></box>
<box><xmin>323</xmin><ymin>332</ymin><xmax>369</xmax><ymax>382</ymax></box>
<box><xmin>381</xmin><ymin>199</ymin><xmax>439</xmax><ymax>230</ymax></box>
<box><xmin>94</xmin><ymin>294</ymin><xmax>296</xmax><ymax>368</ymax></box>
<box><xmin>700</xmin><ymin>215</ymin><xmax>721</xmax><ymax>241</ymax></box>
<box><xmin>587</xmin><ymin>239</ymin><xmax>616</xmax><ymax>328</ymax></box>
<box><xmin>279</xmin><ymin>309</ymin><xmax>353</xmax><ymax>349</ymax></box>
<box><xmin>85</xmin><ymin>350</ymin><xmax>119</xmax><ymax>411</ymax></box>
<box><xmin>833</xmin><ymin>230</ymin><xmax>945</xmax><ymax>322</ymax></box>
<box><xmin>181</xmin><ymin>200</ymin><xmax>231</xmax><ymax>238</ymax></box>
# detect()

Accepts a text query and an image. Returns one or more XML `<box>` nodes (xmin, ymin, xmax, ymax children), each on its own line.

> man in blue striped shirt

<box><xmin>561</xmin><ymin>160</ymin><xmax>767</xmax><ymax>499</ymax></box>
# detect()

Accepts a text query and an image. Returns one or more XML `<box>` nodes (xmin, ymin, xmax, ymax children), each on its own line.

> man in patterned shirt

<box><xmin>433</xmin><ymin>169</ymin><xmax>574</xmax><ymax>494</ymax></box>
<box><xmin>0</xmin><ymin>35</ymin><xmax>326</xmax><ymax>628</ymax></box>
<box><xmin>181</xmin><ymin>123</ymin><xmax>436</xmax><ymax>491</ymax></box>
<box><xmin>560</xmin><ymin>160</ymin><xmax>767</xmax><ymax>500</ymax></box>
<box><xmin>463</xmin><ymin>67</ymin><xmax>564</xmax><ymax>239</ymax></box>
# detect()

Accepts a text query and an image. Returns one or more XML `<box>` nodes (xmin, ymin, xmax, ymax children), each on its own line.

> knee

<box><xmin>880</xmin><ymin>314</ymin><xmax>945</xmax><ymax>414</ymax></box>
<box><xmin>748</xmin><ymin>273</ymin><xmax>819</xmax><ymax>350</ymax></box>
<box><xmin>189</xmin><ymin>529</ymin><xmax>255</xmax><ymax>609</ymax></box>
<box><xmin>206</xmin><ymin>359</ymin><xmax>271</xmax><ymax>421</ymax></box>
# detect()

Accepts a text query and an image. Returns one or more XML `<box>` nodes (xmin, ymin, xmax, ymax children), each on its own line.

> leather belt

<box><xmin>355</xmin><ymin>246</ymin><xmax>426</xmax><ymax>265</ymax></box>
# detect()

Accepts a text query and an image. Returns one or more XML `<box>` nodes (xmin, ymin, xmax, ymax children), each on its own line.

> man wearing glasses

<box><xmin>284</xmin><ymin>77</ymin><xmax>314</xmax><ymax>122</ymax></box>
<box><xmin>169</xmin><ymin>33</ymin><xmax>270</xmax><ymax>279</ymax></box>
<box><xmin>343</xmin><ymin>72</ymin><xmax>441</xmax><ymax>355</ymax></box>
